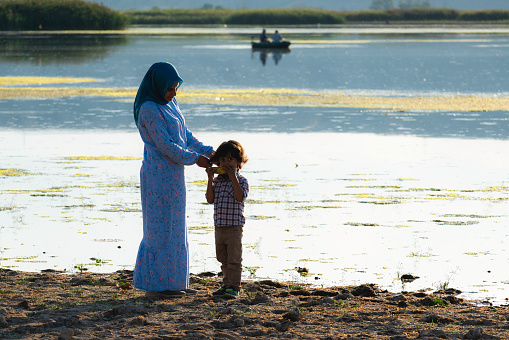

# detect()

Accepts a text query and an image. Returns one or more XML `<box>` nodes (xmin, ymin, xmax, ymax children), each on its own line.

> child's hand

<box><xmin>224</xmin><ymin>166</ymin><xmax>237</xmax><ymax>178</ymax></box>
<box><xmin>205</xmin><ymin>167</ymin><xmax>215</xmax><ymax>180</ymax></box>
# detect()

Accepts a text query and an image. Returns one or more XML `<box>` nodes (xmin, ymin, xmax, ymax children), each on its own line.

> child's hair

<box><xmin>210</xmin><ymin>140</ymin><xmax>248</xmax><ymax>169</ymax></box>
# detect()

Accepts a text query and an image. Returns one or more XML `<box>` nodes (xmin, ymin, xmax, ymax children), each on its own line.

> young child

<box><xmin>206</xmin><ymin>140</ymin><xmax>249</xmax><ymax>299</ymax></box>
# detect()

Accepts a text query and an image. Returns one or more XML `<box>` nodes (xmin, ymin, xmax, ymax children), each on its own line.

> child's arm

<box><xmin>205</xmin><ymin>168</ymin><xmax>215</xmax><ymax>204</ymax></box>
<box><xmin>226</xmin><ymin>167</ymin><xmax>245</xmax><ymax>202</ymax></box>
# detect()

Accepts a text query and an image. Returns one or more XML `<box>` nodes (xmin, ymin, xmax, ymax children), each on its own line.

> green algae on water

<box><xmin>0</xmin><ymin>169</ymin><xmax>33</xmax><ymax>177</ymax></box>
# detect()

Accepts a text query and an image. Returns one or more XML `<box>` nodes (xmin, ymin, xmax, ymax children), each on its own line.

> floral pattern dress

<box><xmin>133</xmin><ymin>99</ymin><xmax>212</xmax><ymax>292</ymax></box>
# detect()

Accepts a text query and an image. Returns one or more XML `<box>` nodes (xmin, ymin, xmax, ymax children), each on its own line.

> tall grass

<box><xmin>343</xmin><ymin>8</ymin><xmax>461</xmax><ymax>22</ymax></box>
<box><xmin>125</xmin><ymin>8</ymin><xmax>346</xmax><ymax>26</ymax></box>
<box><xmin>225</xmin><ymin>9</ymin><xmax>346</xmax><ymax>25</ymax></box>
<box><xmin>0</xmin><ymin>0</ymin><xmax>128</xmax><ymax>30</ymax></box>
<box><xmin>125</xmin><ymin>9</ymin><xmax>228</xmax><ymax>25</ymax></box>
<box><xmin>126</xmin><ymin>8</ymin><xmax>509</xmax><ymax>26</ymax></box>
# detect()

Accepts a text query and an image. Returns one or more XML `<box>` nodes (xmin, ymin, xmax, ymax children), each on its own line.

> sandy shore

<box><xmin>0</xmin><ymin>269</ymin><xmax>508</xmax><ymax>339</ymax></box>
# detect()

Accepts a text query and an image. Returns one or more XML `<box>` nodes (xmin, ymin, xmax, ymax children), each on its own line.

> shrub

<box><xmin>0</xmin><ymin>0</ymin><xmax>128</xmax><ymax>30</ymax></box>
<box><xmin>459</xmin><ymin>10</ymin><xmax>509</xmax><ymax>21</ymax></box>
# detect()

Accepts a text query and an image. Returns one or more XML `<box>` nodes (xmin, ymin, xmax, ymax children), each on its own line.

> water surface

<box><xmin>1</xmin><ymin>26</ymin><xmax>508</xmax><ymax>305</ymax></box>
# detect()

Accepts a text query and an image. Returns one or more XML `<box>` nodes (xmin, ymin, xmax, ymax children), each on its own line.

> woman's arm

<box><xmin>139</xmin><ymin>103</ymin><xmax>199</xmax><ymax>165</ymax></box>
<box><xmin>186</xmin><ymin>129</ymin><xmax>214</xmax><ymax>157</ymax></box>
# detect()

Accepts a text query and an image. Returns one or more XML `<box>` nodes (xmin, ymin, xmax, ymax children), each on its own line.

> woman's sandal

<box><xmin>145</xmin><ymin>290</ymin><xmax>185</xmax><ymax>298</ymax></box>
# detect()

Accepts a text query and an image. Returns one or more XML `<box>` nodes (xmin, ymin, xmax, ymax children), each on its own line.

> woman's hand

<box><xmin>205</xmin><ymin>167</ymin><xmax>215</xmax><ymax>180</ymax></box>
<box><xmin>196</xmin><ymin>155</ymin><xmax>211</xmax><ymax>168</ymax></box>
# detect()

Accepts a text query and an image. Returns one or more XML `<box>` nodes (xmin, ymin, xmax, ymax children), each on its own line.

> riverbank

<box><xmin>0</xmin><ymin>269</ymin><xmax>508</xmax><ymax>339</ymax></box>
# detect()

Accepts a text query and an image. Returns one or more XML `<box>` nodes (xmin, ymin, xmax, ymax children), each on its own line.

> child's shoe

<box><xmin>223</xmin><ymin>287</ymin><xmax>239</xmax><ymax>299</ymax></box>
<box><xmin>212</xmin><ymin>286</ymin><xmax>227</xmax><ymax>296</ymax></box>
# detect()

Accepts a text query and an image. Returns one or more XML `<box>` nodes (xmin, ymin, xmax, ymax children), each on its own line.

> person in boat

<box><xmin>259</xmin><ymin>29</ymin><xmax>270</xmax><ymax>43</ymax></box>
<box><xmin>272</xmin><ymin>30</ymin><xmax>282</xmax><ymax>43</ymax></box>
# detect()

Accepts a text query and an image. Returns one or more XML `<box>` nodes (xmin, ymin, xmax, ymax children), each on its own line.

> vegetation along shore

<box><xmin>1</xmin><ymin>0</ymin><xmax>509</xmax><ymax>31</ymax></box>
<box><xmin>0</xmin><ymin>269</ymin><xmax>508</xmax><ymax>339</ymax></box>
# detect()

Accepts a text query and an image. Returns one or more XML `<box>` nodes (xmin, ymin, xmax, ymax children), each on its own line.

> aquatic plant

<box><xmin>0</xmin><ymin>168</ymin><xmax>32</xmax><ymax>177</ymax></box>
<box><xmin>344</xmin><ymin>222</ymin><xmax>379</xmax><ymax>227</ymax></box>
<box><xmin>434</xmin><ymin>281</ymin><xmax>450</xmax><ymax>291</ymax></box>
<box><xmin>407</xmin><ymin>251</ymin><xmax>436</xmax><ymax>258</ymax></box>
<box><xmin>2</xmin><ymin>83</ymin><xmax>508</xmax><ymax>112</ymax></box>
<box><xmin>248</xmin><ymin>215</ymin><xmax>276</xmax><ymax>220</ymax></box>
<box><xmin>0</xmin><ymin>206</ymin><xmax>20</xmax><ymax>211</ymax></box>
<box><xmin>0</xmin><ymin>76</ymin><xmax>98</xmax><ymax>86</ymax></box>
<box><xmin>245</xmin><ymin>266</ymin><xmax>259</xmax><ymax>278</ymax></box>
<box><xmin>75</xmin><ymin>264</ymin><xmax>88</xmax><ymax>273</ymax></box>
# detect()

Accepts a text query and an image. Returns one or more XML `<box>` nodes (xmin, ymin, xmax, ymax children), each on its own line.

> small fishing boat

<box><xmin>251</xmin><ymin>40</ymin><xmax>291</xmax><ymax>49</ymax></box>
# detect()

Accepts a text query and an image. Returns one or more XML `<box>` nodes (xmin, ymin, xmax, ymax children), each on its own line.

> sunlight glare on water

<box><xmin>1</xmin><ymin>130</ymin><xmax>508</xmax><ymax>305</ymax></box>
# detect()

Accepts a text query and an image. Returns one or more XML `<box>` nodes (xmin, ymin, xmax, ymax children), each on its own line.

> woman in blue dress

<box><xmin>133</xmin><ymin>62</ymin><xmax>213</xmax><ymax>298</ymax></box>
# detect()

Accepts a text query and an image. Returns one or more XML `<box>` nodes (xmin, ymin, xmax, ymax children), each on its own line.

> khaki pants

<box><xmin>215</xmin><ymin>225</ymin><xmax>243</xmax><ymax>291</ymax></box>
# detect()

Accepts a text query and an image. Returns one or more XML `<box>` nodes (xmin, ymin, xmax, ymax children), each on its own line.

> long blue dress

<box><xmin>133</xmin><ymin>99</ymin><xmax>212</xmax><ymax>292</ymax></box>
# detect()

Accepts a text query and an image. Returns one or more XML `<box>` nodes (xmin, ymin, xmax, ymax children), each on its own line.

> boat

<box><xmin>252</xmin><ymin>40</ymin><xmax>291</xmax><ymax>49</ymax></box>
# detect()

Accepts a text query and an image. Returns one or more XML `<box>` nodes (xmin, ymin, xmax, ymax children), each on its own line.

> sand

<box><xmin>1</xmin><ymin>269</ymin><xmax>508</xmax><ymax>339</ymax></box>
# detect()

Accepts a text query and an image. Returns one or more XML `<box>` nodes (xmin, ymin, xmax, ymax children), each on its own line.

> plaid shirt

<box><xmin>212</xmin><ymin>173</ymin><xmax>249</xmax><ymax>227</ymax></box>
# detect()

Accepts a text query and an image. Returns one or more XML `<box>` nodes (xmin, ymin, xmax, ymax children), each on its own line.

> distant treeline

<box><xmin>126</xmin><ymin>8</ymin><xmax>509</xmax><ymax>26</ymax></box>
<box><xmin>1</xmin><ymin>1</ymin><xmax>508</xmax><ymax>31</ymax></box>
<box><xmin>0</xmin><ymin>0</ymin><xmax>128</xmax><ymax>30</ymax></box>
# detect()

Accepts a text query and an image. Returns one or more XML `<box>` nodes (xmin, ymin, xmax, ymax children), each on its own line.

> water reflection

<box><xmin>0</xmin><ymin>34</ymin><xmax>128</xmax><ymax>64</ymax></box>
<box><xmin>1</xmin><ymin>30</ymin><xmax>507</xmax><ymax>93</ymax></box>
<box><xmin>252</xmin><ymin>49</ymin><xmax>291</xmax><ymax>66</ymax></box>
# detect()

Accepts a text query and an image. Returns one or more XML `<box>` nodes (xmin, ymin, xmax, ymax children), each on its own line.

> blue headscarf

<box><xmin>133</xmin><ymin>62</ymin><xmax>183</xmax><ymax>126</ymax></box>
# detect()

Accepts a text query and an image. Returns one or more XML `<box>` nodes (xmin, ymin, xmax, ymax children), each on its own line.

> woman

<box><xmin>133</xmin><ymin>62</ymin><xmax>212</xmax><ymax>298</ymax></box>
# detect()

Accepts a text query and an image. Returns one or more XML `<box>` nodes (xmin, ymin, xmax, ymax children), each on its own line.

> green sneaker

<box><xmin>223</xmin><ymin>288</ymin><xmax>238</xmax><ymax>299</ymax></box>
<box><xmin>212</xmin><ymin>286</ymin><xmax>227</xmax><ymax>296</ymax></box>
